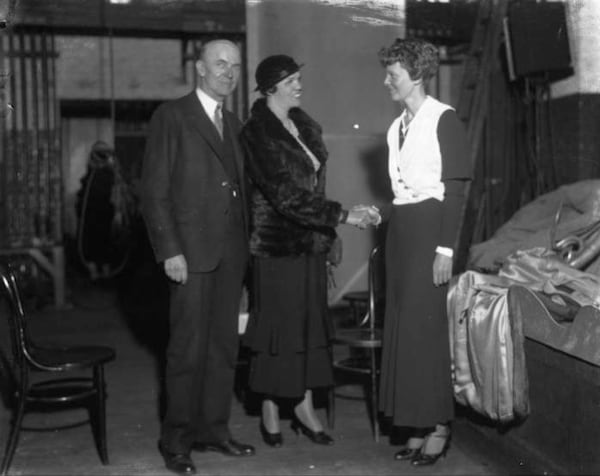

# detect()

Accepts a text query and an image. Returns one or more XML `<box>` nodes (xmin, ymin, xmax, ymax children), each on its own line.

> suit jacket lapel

<box><xmin>183</xmin><ymin>92</ymin><xmax>224</xmax><ymax>160</ymax></box>
<box><xmin>222</xmin><ymin>109</ymin><xmax>249</xmax><ymax>232</ymax></box>
<box><xmin>223</xmin><ymin>111</ymin><xmax>243</xmax><ymax>177</ymax></box>
<box><xmin>183</xmin><ymin>94</ymin><xmax>246</xmax><ymax>229</ymax></box>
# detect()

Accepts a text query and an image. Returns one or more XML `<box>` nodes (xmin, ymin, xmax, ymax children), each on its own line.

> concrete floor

<box><xmin>0</xmin><ymin>263</ymin><xmax>551</xmax><ymax>476</ymax></box>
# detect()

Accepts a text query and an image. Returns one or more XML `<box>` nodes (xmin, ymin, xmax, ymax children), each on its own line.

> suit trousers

<box><xmin>161</xmin><ymin>229</ymin><xmax>248</xmax><ymax>453</ymax></box>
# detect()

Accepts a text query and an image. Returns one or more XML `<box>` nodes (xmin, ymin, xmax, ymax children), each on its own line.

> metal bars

<box><xmin>0</xmin><ymin>27</ymin><xmax>62</xmax><ymax>248</ymax></box>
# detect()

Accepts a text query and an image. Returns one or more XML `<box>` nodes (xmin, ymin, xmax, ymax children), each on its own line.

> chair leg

<box><xmin>369</xmin><ymin>350</ymin><xmax>380</xmax><ymax>443</ymax></box>
<box><xmin>327</xmin><ymin>386</ymin><xmax>335</xmax><ymax>430</ymax></box>
<box><xmin>1</xmin><ymin>394</ymin><xmax>26</xmax><ymax>476</ymax></box>
<box><xmin>93</xmin><ymin>365</ymin><xmax>109</xmax><ymax>465</ymax></box>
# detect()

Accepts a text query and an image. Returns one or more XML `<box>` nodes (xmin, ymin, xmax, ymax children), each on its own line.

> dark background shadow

<box><xmin>114</xmin><ymin>218</ymin><xmax>169</xmax><ymax>421</ymax></box>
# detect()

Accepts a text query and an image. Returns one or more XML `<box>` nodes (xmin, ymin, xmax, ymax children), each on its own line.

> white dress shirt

<box><xmin>196</xmin><ymin>88</ymin><xmax>222</xmax><ymax>128</ymax></box>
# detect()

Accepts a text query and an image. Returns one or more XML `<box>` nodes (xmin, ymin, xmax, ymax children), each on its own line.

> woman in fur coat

<box><xmin>240</xmin><ymin>55</ymin><xmax>378</xmax><ymax>448</ymax></box>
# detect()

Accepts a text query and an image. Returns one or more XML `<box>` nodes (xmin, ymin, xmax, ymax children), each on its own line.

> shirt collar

<box><xmin>195</xmin><ymin>87</ymin><xmax>221</xmax><ymax>118</ymax></box>
<box><xmin>400</xmin><ymin>95</ymin><xmax>432</xmax><ymax>133</ymax></box>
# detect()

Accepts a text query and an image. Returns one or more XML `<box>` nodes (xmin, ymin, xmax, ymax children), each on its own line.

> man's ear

<box><xmin>195</xmin><ymin>60</ymin><xmax>205</xmax><ymax>78</ymax></box>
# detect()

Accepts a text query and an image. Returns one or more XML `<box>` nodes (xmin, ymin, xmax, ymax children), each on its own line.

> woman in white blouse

<box><xmin>377</xmin><ymin>38</ymin><xmax>472</xmax><ymax>466</ymax></box>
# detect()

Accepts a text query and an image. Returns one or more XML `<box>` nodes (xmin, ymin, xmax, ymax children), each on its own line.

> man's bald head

<box><xmin>195</xmin><ymin>39</ymin><xmax>242</xmax><ymax>102</ymax></box>
<box><xmin>197</xmin><ymin>39</ymin><xmax>239</xmax><ymax>62</ymax></box>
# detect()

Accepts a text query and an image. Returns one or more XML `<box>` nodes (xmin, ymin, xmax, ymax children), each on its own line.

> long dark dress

<box><xmin>379</xmin><ymin>107</ymin><xmax>471</xmax><ymax>428</ymax></box>
<box><xmin>245</xmin><ymin>254</ymin><xmax>333</xmax><ymax>398</ymax></box>
<box><xmin>380</xmin><ymin>201</ymin><xmax>455</xmax><ymax>426</ymax></box>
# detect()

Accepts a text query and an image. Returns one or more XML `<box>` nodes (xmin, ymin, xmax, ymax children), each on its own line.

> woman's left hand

<box><xmin>433</xmin><ymin>253</ymin><xmax>452</xmax><ymax>286</ymax></box>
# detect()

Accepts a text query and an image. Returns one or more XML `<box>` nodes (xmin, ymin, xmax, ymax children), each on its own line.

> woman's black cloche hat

<box><xmin>255</xmin><ymin>54</ymin><xmax>303</xmax><ymax>92</ymax></box>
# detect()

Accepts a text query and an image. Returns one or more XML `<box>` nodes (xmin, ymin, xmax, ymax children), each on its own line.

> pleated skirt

<box><xmin>378</xmin><ymin>200</ymin><xmax>455</xmax><ymax>428</ymax></box>
<box><xmin>244</xmin><ymin>254</ymin><xmax>333</xmax><ymax>399</ymax></box>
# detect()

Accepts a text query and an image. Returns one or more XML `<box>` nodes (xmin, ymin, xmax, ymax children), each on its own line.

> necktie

<box><xmin>399</xmin><ymin>117</ymin><xmax>407</xmax><ymax>150</ymax></box>
<box><xmin>397</xmin><ymin>117</ymin><xmax>408</xmax><ymax>178</ymax></box>
<box><xmin>214</xmin><ymin>103</ymin><xmax>224</xmax><ymax>139</ymax></box>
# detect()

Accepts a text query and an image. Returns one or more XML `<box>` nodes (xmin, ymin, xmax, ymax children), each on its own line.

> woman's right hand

<box><xmin>433</xmin><ymin>253</ymin><xmax>452</xmax><ymax>286</ymax></box>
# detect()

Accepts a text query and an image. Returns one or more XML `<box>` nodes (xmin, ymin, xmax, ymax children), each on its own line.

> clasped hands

<box><xmin>346</xmin><ymin>204</ymin><xmax>381</xmax><ymax>230</ymax></box>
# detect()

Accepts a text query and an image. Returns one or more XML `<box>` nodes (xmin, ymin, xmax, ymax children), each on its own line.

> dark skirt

<box><xmin>244</xmin><ymin>254</ymin><xmax>334</xmax><ymax>399</ymax></box>
<box><xmin>379</xmin><ymin>200</ymin><xmax>455</xmax><ymax>428</ymax></box>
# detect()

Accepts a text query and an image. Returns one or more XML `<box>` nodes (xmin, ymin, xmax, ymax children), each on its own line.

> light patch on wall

<box><xmin>133</xmin><ymin>0</ymin><xmax>188</xmax><ymax>6</ymax></box>
<box><xmin>350</xmin><ymin>15</ymin><xmax>401</xmax><ymax>27</ymax></box>
<box><xmin>307</xmin><ymin>0</ymin><xmax>401</xmax><ymax>9</ymax></box>
<box><xmin>247</xmin><ymin>0</ymin><xmax>404</xmax><ymax>24</ymax></box>
<box><xmin>552</xmin><ymin>0</ymin><xmax>600</xmax><ymax>97</ymax></box>
<box><xmin>575</xmin><ymin>0</ymin><xmax>600</xmax><ymax>93</ymax></box>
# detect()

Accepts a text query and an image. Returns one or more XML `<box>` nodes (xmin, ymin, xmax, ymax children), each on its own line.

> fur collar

<box><xmin>246</xmin><ymin>98</ymin><xmax>328</xmax><ymax>164</ymax></box>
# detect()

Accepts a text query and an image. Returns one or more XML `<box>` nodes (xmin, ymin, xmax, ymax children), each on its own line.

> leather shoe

<box><xmin>158</xmin><ymin>441</ymin><xmax>196</xmax><ymax>474</ymax></box>
<box><xmin>193</xmin><ymin>438</ymin><xmax>255</xmax><ymax>457</ymax></box>
<box><xmin>394</xmin><ymin>446</ymin><xmax>421</xmax><ymax>461</ymax></box>
<box><xmin>290</xmin><ymin>417</ymin><xmax>334</xmax><ymax>445</ymax></box>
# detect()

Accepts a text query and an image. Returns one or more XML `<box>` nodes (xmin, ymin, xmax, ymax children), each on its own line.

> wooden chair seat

<box><xmin>0</xmin><ymin>263</ymin><xmax>116</xmax><ymax>476</ymax></box>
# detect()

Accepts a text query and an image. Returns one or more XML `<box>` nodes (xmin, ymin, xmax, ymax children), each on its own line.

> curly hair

<box><xmin>378</xmin><ymin>38</ymin><xmax>439</xmax><ymax>82</ymax></box>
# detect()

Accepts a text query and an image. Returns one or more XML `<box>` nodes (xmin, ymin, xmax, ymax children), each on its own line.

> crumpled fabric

<box><xmin>448</xmin><ymin>247</ymin><xmax>600</xmax><ymax>422</ymax></box>
<box><xmin>500</xmin><ymin>248</ymin><xmax>600</xmax><ymax>308</ymax></box>
<box><xmin>468</xmin><ymin>179</ymin><xmax>600</xmax><ymax>274</ymax></box>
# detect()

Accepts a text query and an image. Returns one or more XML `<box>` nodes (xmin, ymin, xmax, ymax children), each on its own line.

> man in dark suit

<box><xmin>140</xmin><ymin>39</ymin><xmax>254</xmax><ymax>475</ymax></box>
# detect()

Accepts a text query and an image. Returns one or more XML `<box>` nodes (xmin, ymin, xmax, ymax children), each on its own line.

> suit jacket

<box><xmin>140</xmin><ymin>91</ymin><xmax>248</xmax><ymax>272</ymax></box>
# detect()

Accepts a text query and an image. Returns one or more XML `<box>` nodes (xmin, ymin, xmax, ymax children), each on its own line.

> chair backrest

<box><xmin>360</xmin><ymin>245</ymin><xmax>385</xmax><ymax>332</ymax></box>
<box><xmin>0</xmin><ymin>263</ymin><xmax>32</xmax><ymax>371</ymax></box>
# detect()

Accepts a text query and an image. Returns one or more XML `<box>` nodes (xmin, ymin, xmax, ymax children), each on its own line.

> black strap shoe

<box><xmin>411</xmin><ymin>431</ymin><xmax>451</xmax><ymax>466</ymax></box>
<box><xmin>193</xmin><ymin>438</ymin><xmax>256</xmax><ymax>457</ymax></box>
<box><xmin>394</xmin><ymin>436</ymin><xmax>425</xmax><ymax>461</ymax></box>
<box><xmin>158</xmin><ymin>441</ymin><xmax>196</xmax><ymax>474</ymax></box>
<box><xmin>394</xmin><ymin>446</ymin><xmax>420</xmax><ymax>461</ymax></box>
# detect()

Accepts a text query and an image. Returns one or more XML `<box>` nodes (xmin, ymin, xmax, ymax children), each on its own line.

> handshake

<box><xmin>346</xmin><ymin>204</ymin><xmax>381</xmax><ymax>230</ymax></box>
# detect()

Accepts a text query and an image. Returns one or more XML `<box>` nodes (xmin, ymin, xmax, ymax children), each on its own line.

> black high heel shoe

<box><xmin>290</xmin><ymin>417</ymin><xmax>334</xmax><ymax>445</ymax></box>
<box><xmin>260</xmin><ymin>421</ymin><xmax>283</xmax><ymax>448</ymax></box>
<box><xmin>411</xmin><ymin>432</ymin><xmax>451</xmax><ymax>466</ymax></box>
<box><xmin>394</xmin><ymin>446</ymin><xmax>421</xmax><ymax>461</ymax></box>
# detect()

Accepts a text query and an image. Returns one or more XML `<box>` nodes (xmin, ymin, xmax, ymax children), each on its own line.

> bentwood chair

<box><xmin>0</xmin><ymin>263</ymin><xmax>115</xmax><ymax>476</ymax></box>
<box><xmin>341</xmin><ymin>289</ymin><xmax>369</xmax><ymax>325</ymax></box>
<box><xmin>329</xmin><ymin>245</ymin><xmax>385</xmax><ymax>441</ymax></box>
